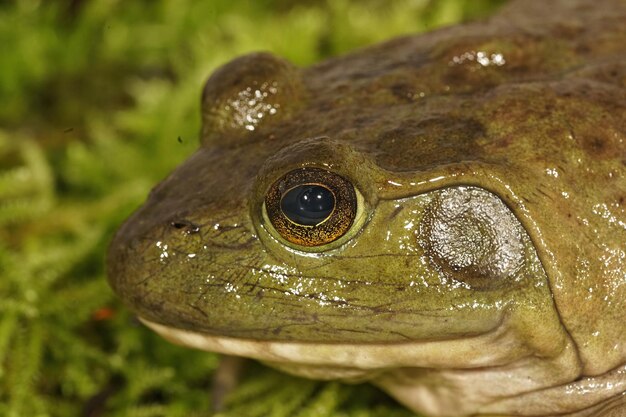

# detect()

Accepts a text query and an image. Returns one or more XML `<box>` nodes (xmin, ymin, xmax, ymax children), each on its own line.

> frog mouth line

<box><xmin>141</xmin><ymin>316</ymin><xmax>523</xmax><ymax>370</ymax></box>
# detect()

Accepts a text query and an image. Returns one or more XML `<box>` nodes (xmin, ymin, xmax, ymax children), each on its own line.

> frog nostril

<box><xmin>169</xmin><ymin>219</ymin><xmax>200</xmax><ymax>234</ymax></box>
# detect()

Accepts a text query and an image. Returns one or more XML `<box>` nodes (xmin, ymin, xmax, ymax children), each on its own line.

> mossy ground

<box><xmin>0</xmin><ymin>1</ymin><xmax>504</xmax><ymax>416</ymax></box>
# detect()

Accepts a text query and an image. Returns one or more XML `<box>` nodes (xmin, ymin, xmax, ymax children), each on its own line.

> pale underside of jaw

<box><xmin>141</xmin><ymin>315</ymin><xmax>519</xmax><ymax>373</ymax></box>
<box><xmin>140</xmin><ymin>317</ymin><xmax>626</xmax><ymax>417</ymax></box>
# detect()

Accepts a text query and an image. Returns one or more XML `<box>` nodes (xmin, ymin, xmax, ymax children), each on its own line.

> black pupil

<box><xmin>281</xmin><ymin>185</ymin><xmax>335</xmax><ymax>226</ymax></box>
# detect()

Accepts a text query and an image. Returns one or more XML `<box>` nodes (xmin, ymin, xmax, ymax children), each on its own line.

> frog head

<box><xmin>107</xmin><ymin>2</ymin><xmax>626</xmax><ymax>414</ymax></box>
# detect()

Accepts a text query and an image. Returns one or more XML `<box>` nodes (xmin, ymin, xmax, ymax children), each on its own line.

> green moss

<box><xmin>0</xmin><ymin>0</ymin><xmax>505</xmax><ymax>415</ymax></box>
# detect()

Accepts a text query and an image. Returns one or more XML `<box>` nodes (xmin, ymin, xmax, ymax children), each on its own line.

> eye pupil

<box><xmin>281</xmin><ymin>185</ymin><xmax>335</xmax><ymax>226</ymax></box>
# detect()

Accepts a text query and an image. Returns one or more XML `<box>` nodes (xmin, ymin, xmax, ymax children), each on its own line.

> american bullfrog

<box><xmin>107</xmin><ymin>0</ymin><xmax>626</xmax><ymax>415</ymax></box>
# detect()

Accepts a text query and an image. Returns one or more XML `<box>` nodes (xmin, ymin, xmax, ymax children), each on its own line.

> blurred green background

<box><xmin>0</xmin><ymin>0</ymin><xmax>505</xmax><ymax>416</ymax></box>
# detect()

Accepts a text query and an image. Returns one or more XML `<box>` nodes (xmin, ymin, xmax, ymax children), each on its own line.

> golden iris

<box><xmin>265</xmin><ymin>168</ymin><xmax>357</xmax><ymax>247</ymax></box>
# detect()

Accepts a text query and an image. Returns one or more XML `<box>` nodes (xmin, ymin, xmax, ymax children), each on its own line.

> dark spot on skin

<box><xmin>554</xmin><ymin>22</ymin><xmax>584</xmax><ymax>38</ymax></box>
<box><xmin>376</xmin><ymin>117</ymin><xmax>485</xmax><ymax>171</ymax></box>
<box><xmin>353</xmin><ymin>115</ymin><xmax>371</xmax><ymax>129</ymax></box>
<box><xmin>575</xmin><ymin>43</ymin><xmax>591</xmax><ymax>54</ymax></box>
<box><xmin>588</xmin><ymin>137</ymin><xmax>605</xmax><ymax>152</ymax></box>
<box><xmin>581</xmin><ymin>133</ymin><xmax>617</xmax><ymax>159</ymax></box>
<box><xmin>390</xmin><ymin>83</ymin><xmax>416</xmax><ymax>102</ymax></box>
<box><xmin>169</xmin><ymin>219</ymin><xmax>200</xmax><ymax>234</ymax></box>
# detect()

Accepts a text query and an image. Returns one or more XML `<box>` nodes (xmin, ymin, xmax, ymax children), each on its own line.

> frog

<box><xmin>106</xmin><ymin>0</ymin><xmax>626</xmax><ymax>415</ymax></box>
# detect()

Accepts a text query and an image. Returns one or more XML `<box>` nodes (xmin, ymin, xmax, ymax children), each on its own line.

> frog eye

<box><xmin>265</xmin><ymin>168</ymin><xmax>357</xmax><ymax>247</ymax></box>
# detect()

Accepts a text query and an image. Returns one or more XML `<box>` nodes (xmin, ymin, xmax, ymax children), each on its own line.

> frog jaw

<box><xmin>141</xmin><ymin>316</ymin><xmax>589</xmax><ymax>417</ymax></box>
<box><xmin>145</xmin><ymin>315</ymin><xmax>625</xmax><ymax>417</ymax></box>
<box><xmin>141</xmin><ymin>313</ymin><xmax>562</xmax><ymax>374</ymax></box>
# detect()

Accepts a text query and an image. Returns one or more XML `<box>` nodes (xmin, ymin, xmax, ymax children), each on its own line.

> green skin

<box><xmin>108</xmin><ymin>0</ymin><xmax>626</xmax><ymax>415</ymax></box>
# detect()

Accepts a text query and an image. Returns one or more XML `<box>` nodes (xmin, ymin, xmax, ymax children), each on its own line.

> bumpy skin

<box><xmin>107</xmin><ymin>0</ymin><xmax>626</xmax><ymax>415</ymax></box>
